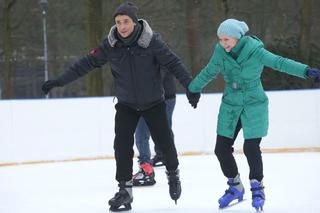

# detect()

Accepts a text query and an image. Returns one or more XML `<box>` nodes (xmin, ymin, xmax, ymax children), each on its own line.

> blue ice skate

<box><xmin>218</xmin><ymin>174</ymin><xmax>245</xmax><ymax>209</ymax></box>
<box><xmin>250</xmin><ymin>179</ymin><xmax>265</xmax><ymax>212</ymax></box>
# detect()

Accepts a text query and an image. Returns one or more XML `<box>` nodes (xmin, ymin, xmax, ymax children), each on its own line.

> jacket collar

<box><xmin>107</xmin><ymin>19</ymin><xmax>153</xmax><ymax>48</ymax></box>
<box><xmin>218</xmin><ymin>36</ymin><xmax>264</xmax><ymax>67</ymax></box>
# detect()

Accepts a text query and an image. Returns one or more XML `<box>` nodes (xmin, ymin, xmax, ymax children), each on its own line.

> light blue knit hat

<box><xmin>217</xmin><ymin>19</ymin><xmax>249</xmax><ymax>39</ymax></box>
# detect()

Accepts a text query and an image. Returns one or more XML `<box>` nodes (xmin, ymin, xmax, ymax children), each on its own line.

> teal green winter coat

<box><xmin>188</xmin><ymin>35</ymin><xmax>308</xmax><ymax>139</ymax></box>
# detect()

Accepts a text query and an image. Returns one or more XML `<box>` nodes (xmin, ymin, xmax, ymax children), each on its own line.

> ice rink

<box><xmin>1</xmin><ymin>152</ymin><xmax>320</xmax><ymax>213</ymax></box>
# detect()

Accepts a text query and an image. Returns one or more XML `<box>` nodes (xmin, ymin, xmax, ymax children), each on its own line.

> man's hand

<box><xmin>41</xmin><ymin>80</ymin><xmax>61</xmax><ymax>95</ymax></box>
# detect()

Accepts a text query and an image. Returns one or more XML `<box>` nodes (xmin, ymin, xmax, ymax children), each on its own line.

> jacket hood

<box><xmin>107</xmin><ymin>19</ymin><xmax>153</xmax><ymax>48</ymax></box>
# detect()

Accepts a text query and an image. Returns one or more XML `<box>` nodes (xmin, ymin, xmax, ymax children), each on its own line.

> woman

<box><xmin>188</xmin><ymin>18</ymin><xmax>320</xmax><ymax>211</ymax></box>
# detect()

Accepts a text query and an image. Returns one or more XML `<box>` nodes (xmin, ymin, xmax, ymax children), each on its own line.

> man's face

<box><xmin>115</xmin><ymin>15</ymin><xmax>136</xmax><ymax>38</ymax></box>
<box><xmin>218</xmin><ymin>34</ymin><xmax>238</xmax><ymax>52</ymax></box>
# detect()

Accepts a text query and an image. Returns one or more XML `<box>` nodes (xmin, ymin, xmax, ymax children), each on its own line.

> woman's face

<box><xmin>218</xmin><ymin>35</ymin><xmax>238</xmax><ymax>52</ymax></box>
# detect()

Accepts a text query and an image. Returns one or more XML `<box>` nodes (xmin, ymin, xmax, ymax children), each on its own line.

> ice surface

<box><xmin>1</xmin><ymin>153</ymin><xmax>319</xmax><ymax>213</ymax></box>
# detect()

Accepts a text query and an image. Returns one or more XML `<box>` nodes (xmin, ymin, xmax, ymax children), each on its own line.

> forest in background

<box><xmin>1</xmin><ymin>0</ymin><xmax>320</xmax><ymax>99</ymax></box>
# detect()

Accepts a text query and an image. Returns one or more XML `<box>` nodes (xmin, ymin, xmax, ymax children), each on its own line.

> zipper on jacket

<box><xmin>127</xmin><ymin>47</ymin><xmax>140</xmax><ymax>107</ymax></box>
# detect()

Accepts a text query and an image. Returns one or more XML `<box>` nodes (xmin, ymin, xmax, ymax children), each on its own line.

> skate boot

<box><xmin>166</xmin><ymin>169</ymin><xmax>181</xmax><ymax>204</ymax></box>
<box><xmin>132</xmin><ymin>162</ymin><xmax>156</xmax><ymax>186</ymax></box>
<box><xmin>218</xmin><ymin>174</ymin><xmax>245</xmax><ymax>209</ymax></box>
<box><xmin>250</xmin><ymin>179</ymin><xmax>265</xmax><ymax>212</ymax></box>
<box><xmin>151</xmin><ymin>154</ymin><xmax>165</xmax><ymax>167</ymax></box>
<box><xmin>108</xmin><ymin>180</ymin><xmax>133</xmax><ymax>212</ymax></box>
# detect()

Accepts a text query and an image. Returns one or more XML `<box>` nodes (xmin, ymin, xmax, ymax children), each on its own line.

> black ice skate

<box><xmin>166</xmin><ymin>169</ymin><xmax>181</xmax><ymax>204</ymax></box>
<box><xmin>151</xmin><ymin>154</ymin><xmax>165</xmax><ymax>167</ymax></box>
<box><xmin>133</xmin><ymin>162</ymin><xmax>156</xmax><ymax>186</ymax></box>
<box><xmin>108</xmin><ymin>181</ymin><xmax>133</xmax><ymax>212</ymax></box>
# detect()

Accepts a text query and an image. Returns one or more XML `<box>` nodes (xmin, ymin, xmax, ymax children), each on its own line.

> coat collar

<box><xmin>219</xmin><ymin>36</ymin><xmax>264</xmax><ymax>67</ymax></box>
<box><xmin>107</xmin><ymin>19</ymin><xmax>153</xmax><ymax>48</ymax></box>
<box><xmin>236</xmin><ymin>36</ymin><xmax>263</xmax><ymax>64</ymax></box>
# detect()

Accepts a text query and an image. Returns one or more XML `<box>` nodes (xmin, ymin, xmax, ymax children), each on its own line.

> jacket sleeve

<box><xmin>152</xmin><ymin>33</ymin><xmax>192</xmax><ymax>89</ymax></box>
<box><xmin>256</xmin><ymin>47</ymin><xmax>308</xmax><ymax>79</ymax></box>
<box><xmin>56</xmin><ymin>40</ymin><xmax>109</xmax><ymax>86</ymax></box>
<box><xmin>188</xmin><ymin>46</ymin><xmax>221</xmax><ymax>93</ymax></box>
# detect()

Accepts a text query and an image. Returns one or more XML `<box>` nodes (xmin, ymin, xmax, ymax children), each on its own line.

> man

<box><xmin>42</xmin><ymin>2</ymin><xmax>200</xmax><ymax>212</ymax></box>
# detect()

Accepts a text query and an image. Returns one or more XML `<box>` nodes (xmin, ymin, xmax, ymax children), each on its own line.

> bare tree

<box><xmin>299</xmin><ymin>0</ymin><xmax>312</xmax><ymax>63</ymax></box>
<box><xmin>2</xmin><ymin>0</ymin><xmax>16</xmax><ymax>99</ymax></box>
<box><xmin>86</xmin><ymin>0</ymin><xmax>104</xmax><ymax>96</ymax></box>
<box><xmin>185</xmin><ymin>0</ymin><xmax>202</xmax><ymax>76</ymax></box>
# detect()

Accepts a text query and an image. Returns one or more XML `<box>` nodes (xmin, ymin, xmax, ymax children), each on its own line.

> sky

<box><xmin>1</xmin><ymin>153</ymin><xmax>319</xmax><ymax>213</ymax></box>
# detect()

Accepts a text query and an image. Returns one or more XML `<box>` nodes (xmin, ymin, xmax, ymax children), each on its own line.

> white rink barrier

<box><xmin>0</xmin><ymin>89</ymin><xmax>319</xmax><ymax>165</ymax></box>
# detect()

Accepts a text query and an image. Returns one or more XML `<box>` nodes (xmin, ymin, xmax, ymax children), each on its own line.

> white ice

<box><xmin>1</xmin><ymin>153</ymin><xmax>319</xmax><ymax>213</ymax></box>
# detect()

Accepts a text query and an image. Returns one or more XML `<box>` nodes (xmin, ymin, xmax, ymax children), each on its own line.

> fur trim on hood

<box><xmin>107</xmin><ymin>19</ymin><xmax>153</xmax><ymax>48</ymax></box>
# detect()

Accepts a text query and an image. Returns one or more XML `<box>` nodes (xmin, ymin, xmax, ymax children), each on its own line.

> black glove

<box><xmin>306</xmin><ymin>68</ymin><xmax>320</xmax><ymax>83</ymax></box>
<box><xmin>186</xmin><ymin>89</ymin><xmax>201</xmax><ymax>108</ymax></box>
<box><xmin>41</xmin><ymin>80</ymin><xmax>61</xmax><ymax>95</ymax></box>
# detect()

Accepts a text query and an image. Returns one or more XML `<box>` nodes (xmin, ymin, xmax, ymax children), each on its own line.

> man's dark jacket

<box><xmin>56</xmin><ymin>19</ymin><xmax>192</xmax><ymax>110</ymax></box>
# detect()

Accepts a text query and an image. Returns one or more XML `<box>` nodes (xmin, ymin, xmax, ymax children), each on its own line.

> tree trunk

<box><xmin>186</xmin><ymin>0</ymin><xmax>202</xmax><ymax>76</ymax></box>
<box><xmin>86</xmin><ymin>0</ymin><xmax>104</xmax><ymax>96</ymax></box>
<box><xmin>2</xmin><ymin>0</ymin><xmax>16</xmax><ymax>99</ymax></box>
<box><xmin>299</xmin><ymin>0</ymin><xmax>312</xmax><ymax>63</ymax></box>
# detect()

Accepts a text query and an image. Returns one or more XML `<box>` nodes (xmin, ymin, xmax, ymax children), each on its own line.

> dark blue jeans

<box><xmin>135</xmin><ymin>98</ymin><xmax>176</xmax><ymax>164</ymax></box>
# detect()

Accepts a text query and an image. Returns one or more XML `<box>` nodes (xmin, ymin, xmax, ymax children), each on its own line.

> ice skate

<box><xmin>132</xmin><ymin>162</ymin><xmax>156</xmax><ymax>186</ymax></box>
<box><xmin>109</xmin><ymin>180</ymin><xmax>133</xmax><ymax>212</ymax></box>
<box><xmin>151</xmin><ymin>154</ymin><xmax>165</xmax><ymax>167</ymax></box>
<box><xmin>250</xmin><ymin>179</ymin><xmax>265</xmax><ymax>212</ymax></box>
<box><xmin>218</xmin><ymin>174</ymin><xmax>245</xmax><ymax>209</ymax></box>
<box><xmin>166</xmin><ymin>169</ymin><xmax>181</xmax><ymax>204</ymax></box>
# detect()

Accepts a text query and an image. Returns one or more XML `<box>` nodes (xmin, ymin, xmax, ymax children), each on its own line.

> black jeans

<box><xmin>214</xmin><ymin>119</ymin><xmax>263</xmax><ymax>181</ymax></box>
<box><xmin>114</xmin><ymin>102</ymin><xmax>179</xmax><ymax>182</ymax></box>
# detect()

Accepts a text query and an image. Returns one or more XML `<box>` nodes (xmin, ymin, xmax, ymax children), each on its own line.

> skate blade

<box><xmin>153</xmin><ymin>162</ymin><xmax>164</xmax><ymax>167</ymax></box>
<box><xmin>255</xmin><ymin>206</ymin><xmax>263</xmax><ymax>212</ymax></box>
<box><xmin>133</xmin><ymin>180</ymin><xmax>156</xmax><ymax>187</ymax></box>
<box><xmin>219</xmin><ymin>199</ymin><xmax>247</xmax><ymax>210</ymax></box>
<box><xmin>109</xmin><ymin>203</ymin><xmax>132</xmax><ymax>212</ymax></box>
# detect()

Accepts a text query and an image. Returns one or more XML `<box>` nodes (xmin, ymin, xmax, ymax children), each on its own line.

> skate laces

<box><xmin>140</xmin><ymin>163</ymin><xmax>154</xmax><ymax>175</ymax></box>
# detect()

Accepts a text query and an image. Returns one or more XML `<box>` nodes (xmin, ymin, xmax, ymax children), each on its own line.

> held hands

<box><xmin>306</xmin><ymin>68</ymin><xmax>320</xmax><ymax>82</ymax></box>
<box><xmin>186</xmin><ymin>89</ymin><xmax>201</xmax><ymax>108</ymax></box>
<box><xmin>41</xmin><ymin>80</ymin><xmax>61</xmax><ymax>95</ymax></box>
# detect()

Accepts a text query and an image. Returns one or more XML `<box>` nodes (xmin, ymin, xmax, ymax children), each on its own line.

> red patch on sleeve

<box><xmin>89</xmin><ymin>47</ymin><xmax>99</xmax><ymax>56</ymax></box>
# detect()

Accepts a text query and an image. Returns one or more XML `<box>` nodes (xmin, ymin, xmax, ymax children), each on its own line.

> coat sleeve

<box><xmin>256</xmin><ymin>47</ymin><xmax>308</xmax><ymax>79</ymax></box>
<box><xmin>56</xmin><ymin>39</ymin><xmax>109</xmax><ymax>86</ymax></box>
<box><xmin>152</xmin><ymin>33</ymin><xmax>192</xmax><ymax>89</ymax></box>
<box><xmin>188</xmin><ymin>46</ymin><xmax>221</xmax><ymax>93</ymax></box>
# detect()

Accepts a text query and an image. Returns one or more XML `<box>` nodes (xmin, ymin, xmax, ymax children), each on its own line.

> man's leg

<box><xmin>114</xmin><ymin>103</ymin><xmax>140</xmax><ymax>182</ymax></box>
<box><xmin>142</xmin><ymin>102</ymin><xmax>181</xmax><ymax>203</ymax></box>
<box><xmin>154</xmin><ymin>98</ymin><xmax>176</xmax><ymax>156</ymax></box>
<box><xmin>143</xmin><ymin>102</ymin><xmax>178</xmax><ymax>171</ymax></box>
<box><xmin>109</xmin><ymin>103</ymin><xmax>140</xmax><ymax>211</ymax></box>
